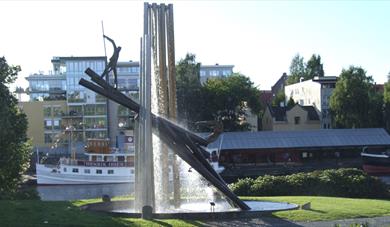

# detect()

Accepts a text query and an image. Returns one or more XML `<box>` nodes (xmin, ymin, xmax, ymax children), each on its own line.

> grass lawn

<box><xmin>243</xmin><ymin>196</ymin><xmax>390</xmax><ymax>222</ymax></box>
<box><xmin>1</xmin><ymin>196</ymin><xmax>389</xmax><ymax>226</ymax></box>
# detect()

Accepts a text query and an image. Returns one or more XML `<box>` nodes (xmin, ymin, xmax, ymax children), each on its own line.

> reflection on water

<box><xmin>37</xmin><ymin>183</ymin><xmax>134</xmax><ymax>201</ymax></box>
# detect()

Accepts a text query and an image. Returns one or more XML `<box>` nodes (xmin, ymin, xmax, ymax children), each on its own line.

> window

<box><xmin>52</xmin><ymin>106</ymin><xmax>62</xmax><ymax>117</ymax></box>
<box><xmin>200</xmin><ymin>70</ymin><xmax>206</xmax><ymax>77</ymax></box>
<box><xmin>84</xmin><ymin>169</ymin><xmax>91</xmax><ymax>174</ymax></box>
<box><xmin>43</xmin><ymin>106</ymin><xmax>51</xmax><ymax>117</ymax></box>
<box><xmin>96</xmin><ymin>169</ymin><xmax>102</xmax><ymax>174</ymax></box>
<box><xmin>44</xmin><ymin>133</ymin><xmax>53</xmax><ymax>143</ymax></box>
<box><xmin>63</xmin><ymin>167</ymin><xmax>67</xmax><ymax>172</ymax></box>
<box><xmin>108</xmin><ymin>170</ymin><xmax>114</xmax><ymax>174</ymax></box>
<box><xmin>72</xmin><ymin>168</ymin><xmax>79</xmax><ymax>173</ymax></box>
<box><xmin>130</xmin><ymin>169</ymin><xmax>135</xmax><ymax>174</ymax></box>
<box><xmin>294</xmin><ymin>116</ymin><xmax>300</xmax><ymax>125</ymax></box>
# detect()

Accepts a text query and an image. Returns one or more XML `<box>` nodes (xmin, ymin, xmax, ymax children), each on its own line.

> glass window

<box><xmin>44</xmin><ymin>133</ymin><xmax>53</xmax><ymax>143</ymax></box>
<box><xmin>44</xmin><ymin>120</ymin><xmax>52</xmax><ymax>130</ymax></box>
<box><xmin>96</xmin><ymin>169</ymin><xmax>102</xmax><ymax>174</ymax></box>
<box><xmin>95</xmin><ymin>105</ymin><xmax>106</xmax><ymax>115</ymax></box>
<box><xmin>43</xmin><ymin>106</ymin><xmax>51</xmax><ymax>117</ymax></box>
<box><xmin>200</xmin><ymin>70</ymin><xmax>206</xmax><ymax>77</ymax></box>
<box><xmin>84</xmin><ymin>169</ymin><xmax>90</xmax><ymax>174</ymax></box>
<box><xmin>52</xmin><ymin>106</ymin><xmax>62</xmax><ymax>117</ymax></box>
<box><xmin>108</xmin><ymin>170</ymin><xmax>114</xmax><ymax>174</ymax></box>
<box><xmin>84</xmin><ymin>105</ymin><xmax>95</xmax><ymax>116</ymax></box>
<box><xmin>95</xmin><ymin>94</ymin><xmax>106</xmax><ymax>103</ymax></box>
<box><xmin>294</xmin><ymin>116</ymin><xmax>300</xmax><ymax>125</ymax></box>
<box><xmin>63</xmin><ymin>167</ymin><xmax>67</xmax><ymax>172</ymax></box>
<box><xmin>72</xmin><ymin>168</ymin><xmax>79</xmax><ymax>173</ymax></box>
<box><xmin>53</xmin><ymin>119</ymin><xmax>61</xmax><ymax>130</ymax></box>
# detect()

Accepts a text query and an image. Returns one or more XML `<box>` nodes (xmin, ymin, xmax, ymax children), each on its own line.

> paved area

<box><xmin>202</xmin><ymin>216</ymin><xmax>390</xmax><ymax>227</ymax></box>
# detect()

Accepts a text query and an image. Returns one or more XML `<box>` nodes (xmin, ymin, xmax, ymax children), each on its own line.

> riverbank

<box><xmin>1</xmin><ymin>196</ymin><xmax>389</xmax><ymax>226</ymax></box>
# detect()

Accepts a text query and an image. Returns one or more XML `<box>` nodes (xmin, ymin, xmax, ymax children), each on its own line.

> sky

<box><xmin>1</xmin><ymin>0</ymin><xmax>390</xmax><ymax>91</ymax></box>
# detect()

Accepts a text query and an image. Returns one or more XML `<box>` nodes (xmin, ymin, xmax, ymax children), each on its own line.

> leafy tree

<box><xmin>329</xmin><ymin>66</ymin><xmax>374</xmax><ymax>128</ymax></box>
<box><xmin>383</xmin><ymin>81</ymin><xmax>390</xmax><ymax>131</ymax></box>
<box><xmin>272</xmin><ymin>91</ymin><xmax>286</xmax><ymax>107</ymax></box>
<box><xmin>287</xmin><ymin>53</ymin><xmax>325</xmax><ymax>85</ymax></box>
<box><xmin>287</xmin><ymin>54</ymin><xmax>305</xmax><ymax>84</ymax></box>
<box><xmin>306</xmin><ymin>54</ymin><xmax>324</xmax><ymax>79</ymax></box>
<box><xmin>0</xmin><ymin>57</ymin><xmax>31</xmax><ymax>198</ymax></box>
<box><xmin>202</xmin><ymin>74</ymin><xmax>261</xmax><ymax>131</ymax></box>
<box><xmin>176</xmin><ymin>53</ymin><xmax>203</xmax><ymax>129</ymax></box>
<box><xmin>287</xmin><ymin>97</ymin><xmax>296</xmax><ymax>108</ymax></box>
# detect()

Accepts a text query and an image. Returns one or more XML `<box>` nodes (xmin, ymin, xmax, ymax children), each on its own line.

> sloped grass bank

<box><xmin>0</xmin><ymin>200</ymin><xmax>202</xmax><ymax>227</ymax></box>
<box><xmin>1</xmin><ymin>196</ymin><xmax>389</xmax><ymax>226</ymax></box>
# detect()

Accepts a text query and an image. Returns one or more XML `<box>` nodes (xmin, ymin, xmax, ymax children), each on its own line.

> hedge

<box><xmin>229</xmin><ymin>168</ymin><xmax>389</xmax><ymax>199</ymax></box>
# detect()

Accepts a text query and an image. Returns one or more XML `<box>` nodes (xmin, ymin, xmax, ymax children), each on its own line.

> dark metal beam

<box><xmin>79</xmin><ymin>69</ymin><xmax>250</xmax><ymax>210</ymax></box>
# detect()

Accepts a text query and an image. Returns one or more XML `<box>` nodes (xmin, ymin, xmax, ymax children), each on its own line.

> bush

<box><xmin>229</xmin><ymin>168</ymin><xmax>389</xmax><ymax>199</ymax></box>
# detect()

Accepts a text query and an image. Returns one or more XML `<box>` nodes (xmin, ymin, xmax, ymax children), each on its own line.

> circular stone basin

<box><xmin>83</xmin><ymin>200</ymin><xmax>298</xmax><ymax>219</ymax></box>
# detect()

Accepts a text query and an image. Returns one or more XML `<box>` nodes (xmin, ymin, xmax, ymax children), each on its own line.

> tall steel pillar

<box><xmin>135</xmin><ymin>2</ymin><xmax>179</xmax><ymax>216</ymax></box>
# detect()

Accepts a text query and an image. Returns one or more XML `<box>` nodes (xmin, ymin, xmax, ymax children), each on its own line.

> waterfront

<box><xmin>36</xmin><ymin>183</ymin><xmax>134</xmax><ymax>201</ymax></box>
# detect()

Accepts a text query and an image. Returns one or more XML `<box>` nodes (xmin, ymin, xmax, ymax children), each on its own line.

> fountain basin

<box><xmin>82</xmin><ymin>199</ymin><xmax>298</xmax><ymax>219</ymax></box>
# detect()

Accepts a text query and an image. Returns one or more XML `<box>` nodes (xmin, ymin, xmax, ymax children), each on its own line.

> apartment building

<box><xmin>20</xmin><ymin>56</ymin><xmax>139</xmax><ymax>154</ymax></box>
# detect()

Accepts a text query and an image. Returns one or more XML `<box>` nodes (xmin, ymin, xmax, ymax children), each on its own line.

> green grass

<box><xmin>0</xmin><ymin>200</ymin><xmax>203</xmax><ymax>227</ymax></box>
<box><xmin>242</xmin><ymin>196</ymin><xmax>390</xmax><ymax>222</ymax></box>
<box><xmin>1</xmin><ymin>196</ymin><xmax>390</xmax><ymax>226</ymax></box>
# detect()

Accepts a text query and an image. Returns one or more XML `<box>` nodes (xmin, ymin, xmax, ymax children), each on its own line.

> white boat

<box><xmin>37</xmin><ymin>138</ymin><xmax>135</xmax><ymax>185</ymax></box>
<box><xmin>36</xmin><ymin>139</ymin><xmax>224</xmax><ymax>185</ymax></box>
<box><xmin>36</xmin><ymin>152</ymin><xmax>135</xmax><ymax>185</ymax></box>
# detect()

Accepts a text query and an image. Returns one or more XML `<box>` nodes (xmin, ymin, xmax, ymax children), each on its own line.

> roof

<box><xmin>267</xmin><ymin>104</ymin><xmax>319</xmax><ymax>121</ymax></box>
<box><xmin>301</xmin><ymin>106</ymin><xmax>319</xmax><ymax>121</ymax></box>
<box><xmin>205</xmin><ymin>128</ymin><xmax>390</xmax><ymax>151</ymax></box>
<box><xmin>268</xmin><ymin>105</ymin><xmax>286</xmax><ymax>121</ymax></box>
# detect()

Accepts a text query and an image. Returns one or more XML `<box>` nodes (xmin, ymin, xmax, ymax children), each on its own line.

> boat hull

<box><xmin>36</xmin><ymin>164</ymin><xmax>134</xmax><ymax>185</ymax></box>
<box><xmin>361</xmin><ymin>153</ymin><xmax>390</xmax><ymax>175</ymax></box>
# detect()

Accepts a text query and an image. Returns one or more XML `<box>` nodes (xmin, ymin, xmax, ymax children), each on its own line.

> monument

<box><xmin>80</xmin><ymin>2</ymin><xmax>297</xmax><ymax>219</ymax></box>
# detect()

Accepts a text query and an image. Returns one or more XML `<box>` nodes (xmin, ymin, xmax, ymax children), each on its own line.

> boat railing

<box><xmin>59</xmin><ymin>157</ymin><xmax>134</xmax><ymax>167</ymax></box>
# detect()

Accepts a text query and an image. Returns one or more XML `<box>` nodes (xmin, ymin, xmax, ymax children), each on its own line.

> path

<box><xmin>202</xmin><ymin>216</ymin><xmax>390</xmax><ymax>227</ymax></box>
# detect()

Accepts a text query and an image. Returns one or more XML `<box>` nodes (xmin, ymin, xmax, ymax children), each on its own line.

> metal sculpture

<box><xmin>79</xmin><ymin>3</ymin><xmax>250</xmax><ymax>218</ymax></box>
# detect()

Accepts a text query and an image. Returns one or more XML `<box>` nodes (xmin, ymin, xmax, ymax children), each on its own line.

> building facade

<box><xmin>284</xmin><ymin>76</ymin><xmax>337</xmax><ymax>129</ymax></box>
<box><xmin>262</xmin><ymin>104</ymin><xmax>320</xmax><ymax>131</ymax></box>
<box><xmin>199</xmin><ymin>64</ymin><xmax>234</xmax><ymax>84</ymax></box>
<box><xmin>21</xmin><ymin>56</ymin><xmax>139</xmax><ymax>155</ymax></box>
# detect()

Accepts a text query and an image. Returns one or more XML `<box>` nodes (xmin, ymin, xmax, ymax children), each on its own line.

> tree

<box><xmin>287</xmin><ymin>53</ymin><xmax>325</xmax><ymax>85</ymax></box>
<box><xmin>329</xmin><ymin>66</ymin><xmax>375</xmax><ymax>128</ymax></box>
<box><xmin>0</xmin><ymin>57</ymin><xmax>31</xmax><ymax>198</ymax></box>
<box><xmin>202</xmin><ymin>74</ymin><xmax>261</xmax><ymax>131</ymax></box>
<box><xmin>383</xmin><ymin>81</ymin><xmax>390</xmax><ymax>131</ymax></box>
<box><xmin>287</xmin><ymin>54</ymin><xmax>305</xmax><ymax>85</ymax></box>
<box><xmin>176</xmin><ymin>53</ymin><xmax>204</xmax><ymax>130</ymax></box>
<box><xmin>287</xmin><ymin>97</ymin><xmax>296</xmax><ymax>108</ymax></box>
<box><xmin>272</xmin><ymin>91</ymin><xmax>286</xmax><ymax>107</ymax></box>
<box><xmin>306</xmin><ymin>54</ymin><xmax>324</xmax><ymax>79</ymax></box>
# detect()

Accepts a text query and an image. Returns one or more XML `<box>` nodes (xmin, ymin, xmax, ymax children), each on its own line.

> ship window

<box><xmin>130</xmin><ymin>169</ymin><xmax>134</xmax><ymax>174</ymax></box>
<box><xmin>118</xmin><ymin>156</ymin><xmax>125</xmax><ymax>162</ymax></box>
<box><xmin>84</xmin><ymin>169</ymin><xmax>90</xmax><ymax>174</ymax></box>
<box><xmin>63</xmin><ymin>167</ymin><xmax>67</xmax><ymax>172</ymax></box>
<box><xmin>96</xmin><ymin>169</ymin><xmax>102</xmax><ymax>174</ymax></box>
<box><xmin>72</xmin><ymin>168</ymin><xmax>79</xmax><ymax>173</ymax></box>
<box><xmin>108</xmin><ymin>170</ymin><xmax>114</xmax><ymax>174</ymax></box>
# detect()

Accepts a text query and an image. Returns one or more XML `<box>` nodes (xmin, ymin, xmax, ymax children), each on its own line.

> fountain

<box><xmin>79</xmin><ymin>2</ymin><xmax>297</xmax><ymax>219</ymax></box>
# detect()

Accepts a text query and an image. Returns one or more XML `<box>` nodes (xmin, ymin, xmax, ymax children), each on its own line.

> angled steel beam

<box><xmin>79</xmin><ymin>72</ymin><xmax>250</xmax><ymax>210</ymax></box>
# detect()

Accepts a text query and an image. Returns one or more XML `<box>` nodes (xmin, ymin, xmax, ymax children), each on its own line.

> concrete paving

<box><xmin>202</xmin><ymin>216</ymin><xmax>390</xmax><ymax>227</ymax></box>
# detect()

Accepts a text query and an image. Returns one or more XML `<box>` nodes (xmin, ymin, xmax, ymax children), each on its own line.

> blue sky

<box><xmin>1</xmin><ymin>1</ymin><xmax>390</xmax><ymax>91</ymax></box>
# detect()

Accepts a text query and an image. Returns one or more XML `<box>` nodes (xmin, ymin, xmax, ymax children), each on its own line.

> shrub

<box><xmin>229</xmin><ymin>168</ymin><xmax>389</xmax><ymax>199</ymax></box>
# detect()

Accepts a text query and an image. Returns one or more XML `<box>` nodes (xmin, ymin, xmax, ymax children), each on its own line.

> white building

<box><xmin>199</xmin><ymin>64</ymin><xmax>234</xmax><ymax>84</ymax></box>
<box><xmin>284</xmin><ymin>76</ymin><xmax>337</xmax><ymax>129</ymax></box>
